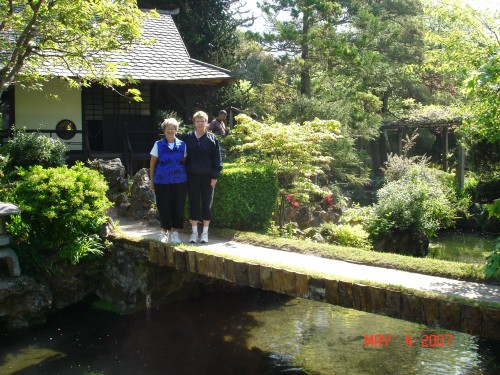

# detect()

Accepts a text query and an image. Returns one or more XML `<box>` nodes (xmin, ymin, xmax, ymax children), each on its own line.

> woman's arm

<box><xmin>150</xmin><ymin>155</ymin><xmax>158</xmax><ymax>191</ymax></box>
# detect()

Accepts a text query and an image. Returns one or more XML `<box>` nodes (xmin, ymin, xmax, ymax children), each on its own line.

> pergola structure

<box><xmin>373</xmin><ymin>116</ymin><xmax>465</xmax><ymax>189</ymax></box>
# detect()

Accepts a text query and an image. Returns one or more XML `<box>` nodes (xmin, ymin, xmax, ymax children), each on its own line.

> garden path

<box><xmin>113</xmin><ymin>213</ymin><xmax>500</xmax><ymax>305</ymax></box>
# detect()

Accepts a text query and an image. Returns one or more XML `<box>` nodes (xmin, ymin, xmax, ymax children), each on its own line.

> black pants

<box><xmin>154</xmin><ymin>182</ymin><xmax>187</xmax><ymax>230</ymax></box>
<box><xmin>187</xmin><ymin>173</ymin><xmax>214</xmax><ymax>221</ymax></box>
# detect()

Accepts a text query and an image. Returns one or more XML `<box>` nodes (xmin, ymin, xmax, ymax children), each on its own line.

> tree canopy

<box><xmin>257</xmin><ymin>0</ymin><xmax>425</xmax><ymax>107</ymax></box>
<box><xmin>420</xmin><ymin>0</ymin><xmax>499</xmax><ymax>173</ymax></box>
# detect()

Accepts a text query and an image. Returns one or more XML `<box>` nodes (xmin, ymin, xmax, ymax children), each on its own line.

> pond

<box><xmin>1</xmin><ymin>289</ymin><xmax>499</xmax><ymax>375</ymax></box>
<box><xmin>428</xmin><ymin>230</ymin><xmax>497</xmax><ymax>264</ymax></box>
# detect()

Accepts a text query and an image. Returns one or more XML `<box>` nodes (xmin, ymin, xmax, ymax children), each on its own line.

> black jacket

<box><xmin>184</xmin><ymin>131</ymin><xmax>223</xmax><ymax>179</ymax></box>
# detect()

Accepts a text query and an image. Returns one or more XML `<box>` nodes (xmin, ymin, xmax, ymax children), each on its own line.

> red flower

<box><xmin>324</xmin><ymin>194</ymin><xmax>334</xmax><ymax>206</ymax></box>
<box><xmin>292</xmin><ymin>201</ymin><xmax>299</xmax><ymax>208</ymax></box>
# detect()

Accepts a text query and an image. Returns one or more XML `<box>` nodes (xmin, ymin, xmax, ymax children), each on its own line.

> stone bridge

<box><xmin>148</xmin><ymin>241</ymin><xmax>500</xmax><ymax>341</ymax></box>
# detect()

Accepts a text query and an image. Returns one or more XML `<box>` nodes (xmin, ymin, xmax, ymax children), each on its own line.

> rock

<box><xmin>282</xmin><ymin>206</ymin><xmax>341</xmax><ymax>229</ymax></box>
<box><xmin>482</xmin><ymin>217</ymin><xmax>500</xmax><ymax>234</ymax></box>
<box><xmin>373</xmin><ymin>229</ymin><xmax>429</xmax><ymax>257</ymax></box>
<box><xmin>39</xmin><ymin>258</ymin><xmax>102</xmax><ymax>309</ymax></box>
<box><xmin>128</xmin><ymin>168</ymin><xmax>157</xmax><ymax>221</ymax></box>
<box><xmin>100</xmin><ymin>216</ymin><xmax>114</xmax><ymax>238</ymax></box>
<box><xmin>311</xmin><ymin>233</ymin><xmax>325</xmax><ymax>243</ymax></box>
<box><xmin>303</xmin><ymin>227</ymin><xmax>318</xmax><ymax>238</ymax></box>
<box><xmin>0</xmin><ymin>276</ymin><xmax>52</xmax><ymax>330</ymax></box>
<box><xmin>88</xmin><ymin>158</ymin><xmax>128</xmax><ymax>193</ymax></box>
<box><xmin>115</xmin><ymin>193</ymin><xmax>131</xmax><ymax>217</ymax></box>
<box><xmin>96</xmin><ymin>241</ymin><xmax>200</xmax><ymax>313</ymax></box>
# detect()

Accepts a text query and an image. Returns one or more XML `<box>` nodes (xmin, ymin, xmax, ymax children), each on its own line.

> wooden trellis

<box><xmin>375</xmin><ymin>117</ymin><xmax>465</xmax><ymax>189</ymax></box>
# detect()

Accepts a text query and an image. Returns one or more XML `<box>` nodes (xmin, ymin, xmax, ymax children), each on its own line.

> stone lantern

<box><xmin>0</xmin><ymin>202</ymin><xmax>21</xmax><ymax>277</ymax></box>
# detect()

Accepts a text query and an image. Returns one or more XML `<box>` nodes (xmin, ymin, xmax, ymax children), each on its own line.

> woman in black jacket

<box><xmin>185</xmin><ymin>110</ymin><xmax>223</xmax><ymax>243</ymax></box>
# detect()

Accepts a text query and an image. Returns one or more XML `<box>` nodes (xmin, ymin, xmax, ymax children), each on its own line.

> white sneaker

<box><xmin>200</xmin><ymin>232</ymin><xmax>208</xmax><ymax>243</ymax></box>
<box><xmin>159</xmin><ymin>232</ymin><xmax>169</xmax><ymax>243</ymax></box>
<box><xmin>189</xmin><ymin>232</ymin><xmax>198</xmax><ymax>243</ymax></box>
<box><xmin>171</xmin><ymin>232</ymin><xmax>181</xmax><ymax>244</ymax></box>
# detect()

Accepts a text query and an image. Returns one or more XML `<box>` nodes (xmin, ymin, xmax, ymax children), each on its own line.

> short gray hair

<box><xmin>160</xmin><ymin>118</ymin><xmax>179</xmax><ymax>131</ymax></box>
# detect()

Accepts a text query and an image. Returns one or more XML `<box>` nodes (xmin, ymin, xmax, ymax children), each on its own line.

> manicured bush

<box><xmin>367</xmin><ymin>172</ymin><xmax>458</xmax><ymax>240</ymax></box>
<box><xmin>6</xmin><ymin>163</ymin><xmax>111</xmax><ymax>270</ymax></box>
<box><xmin>212</xmin><ymin>163</ymin><xmax>279</xmax><ymax>230</ymax></box>
<box><xmin>0</xmin><ymin>128</ymin><xmax>67</xmax><ymax>180</ymax></box>
<box><xmin>319</xmin><ymin>222</ymin><xmax>371</xmax><ymax>249</ymax></box>
<box><xmin>365</xmin><ymin>144</ymin><xmax>468</xmax><ymax>242</ymax></box>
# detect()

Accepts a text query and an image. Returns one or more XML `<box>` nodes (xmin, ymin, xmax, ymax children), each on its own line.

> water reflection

<box><xmin>0</xmin><ymin>289</ymin><xmax>499</xmax><ymax>374</ymax></box>
<box><xmin>429</xmin><ymin>230</ymin><xmax>497</xmax><ymax>263</ymax></box>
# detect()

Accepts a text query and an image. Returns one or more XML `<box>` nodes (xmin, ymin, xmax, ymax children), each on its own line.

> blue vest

<box><xmin>154</xmin><ymin>138</ymin><xmax>187</xmax><ymax>184</ymax></box>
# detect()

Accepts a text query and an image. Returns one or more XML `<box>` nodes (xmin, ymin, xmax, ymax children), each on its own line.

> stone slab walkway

<box><xmin>114</xmin><ymin>215</ymin><xmax>500</xmax><ymax>305</ymax></box>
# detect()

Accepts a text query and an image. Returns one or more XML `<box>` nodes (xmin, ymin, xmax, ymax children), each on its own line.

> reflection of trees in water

<box><xmin>1</xmin><ymin>289</ymin><xmax>496</xmax><ymax>374</ymax></box>
<box><xmin>429</xmin><ymin>231</ymin><xmax>497</xmax><ymax>263</ymax></box>
<box><xmin>245</xmin><ymin>294</ymin><xmax>491</xmax><ymax>375</ymax></box>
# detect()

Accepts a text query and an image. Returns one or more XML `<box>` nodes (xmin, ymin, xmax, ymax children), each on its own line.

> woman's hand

<box><xmin>210</xmin><ymin>179</ymin><xmax>217</xmax><ymax>187</ymax></box>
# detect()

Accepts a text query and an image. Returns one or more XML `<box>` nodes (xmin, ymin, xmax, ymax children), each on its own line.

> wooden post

<box><xmin>397</xmin><ymin>128</ymin><xmax>403</xmax><ymax>155</ymax></box>
<box><xmin>383</xmin><ymin>129</ymin><xmax>391</xmax><ymax>155</ymax></box>
<box><xmin>456</xmin><ymin>132</ymin><xmax>465</xmax><ymax>191</ymax></box>
<box><xmin>442</xmin><ymin>126</ymin><xmax>449</xmax><ymax>172</ymax></box>
<box><xmin>228</xmin><ymin>108</ymin><xmax>234</xmax><ymax>130</ymax></box>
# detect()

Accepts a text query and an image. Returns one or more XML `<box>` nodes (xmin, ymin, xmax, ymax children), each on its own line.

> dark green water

<box><xmin>1</xmin><ymin>289</ymin><xmax>499</xmax><ymax>375</ymax></box>
<box><xmin>428</xmin><ymin>231</ymin><xmax>497</xmax><ymax>263</ymax></box>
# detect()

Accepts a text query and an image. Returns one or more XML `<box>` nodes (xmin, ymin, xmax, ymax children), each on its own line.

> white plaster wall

<box><xmin>15</xmin><ymin>78</ymin><xmax>82</xmax><ymax>150</ymax></box>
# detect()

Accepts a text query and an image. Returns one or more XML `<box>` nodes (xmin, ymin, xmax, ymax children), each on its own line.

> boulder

<box><xmin>0</xmin><ymin>276</ymin><xmax>52</xmax><ymax>330</ymax></box>
<box><xmin>39</xmin><ymin>258</ymin><xmax>102</xmax><ymax>309</ymax></box>
<box><xmin>88</xmin><ymin>158</ymin><xmax>128</xmax><ymax>193</ymax></box>
<box><xmin>128</xmin><ymin>168</ymin><xmax>158</xmax><ymax>223</ymax></box>
<box><xmin>282</xmin><ymin>206</ymin><xmax>340</xmax><ymax>229</ymax></box>
<box><xmin>373</xmin><ymin>229</ymin><xmax>429</xmax><ymax>257</ymax></box>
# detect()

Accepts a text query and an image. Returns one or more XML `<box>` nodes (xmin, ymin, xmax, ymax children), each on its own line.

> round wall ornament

<box><xmin>55</xmin><ymin>119</ymin><xmax>77</xmax><ymax>140</ymax></box>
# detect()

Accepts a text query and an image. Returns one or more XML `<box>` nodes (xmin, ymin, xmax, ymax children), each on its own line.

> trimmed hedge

<box><xmin>212</xmin><ymin>163</ymin><xmax>279</xmax><ymax>230</ymax></box>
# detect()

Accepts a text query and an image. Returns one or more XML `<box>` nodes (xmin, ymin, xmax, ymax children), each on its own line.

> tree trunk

<box><xmin>300</xmin><ymin>12</ymin><xmax>311</xmax><ymax>98</ymax></box>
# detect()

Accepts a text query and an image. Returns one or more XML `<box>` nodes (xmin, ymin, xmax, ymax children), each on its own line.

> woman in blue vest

<box><xmin>150</xmin><ymin>118</ymin><xmax>187</xmax><ymax>244</ymax></box>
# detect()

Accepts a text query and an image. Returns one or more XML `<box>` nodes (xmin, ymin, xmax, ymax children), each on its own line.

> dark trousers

<box><xmin>187</xmin><ymin>173</ymin><xmax>214</xmax><ymax>221</ymax></box>
<box><xmin>154</xmin><ymin>182</ymin><xmax>187</xmax><ymax>230</ymax></box>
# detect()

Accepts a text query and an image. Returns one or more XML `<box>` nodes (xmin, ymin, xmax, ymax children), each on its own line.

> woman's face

<box><xmin>163</xmin><ymin>124</ymin><xmax>177</xmax><ymax>138</ymax></box>
<box><xmin>194</xmin><ymin>116</ymin><xmax>207</xmax><ymax>133</ymax></box>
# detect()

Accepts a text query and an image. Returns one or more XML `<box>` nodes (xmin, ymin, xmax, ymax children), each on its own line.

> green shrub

<box><xmin>368</xmin><ymin>174</ymin><xmax>458</xmax><ymax>239</ymax></box>
<box><xmin>6</xmin><ymin>163</ymin><xmax>111</xmax><ymax>271</ymax></box>
<box><xmin>0</xmin><ymin>128</ymin><xmax>67</xmax><ymax>180</ymax></box>
<box><xmin>463</xmin><ymin>174</ymin><xmax>479</xmax><ymax>200</ymax></box>
<box><xmin>319</xmin><ymin>222</ymin><xmax>371</xmax><ymax>249</ymax></box>
<box><xmin>212</xmin><ymin>163</ymin><xmax>279</xmax><ymax>230</ymax></box>
<box><xmin>367</xmin><ymin>140</ymin><xmax>468</xmax><ymax>241</ymax></box>
<box><xmin>223</xmin><ymin>115</ymin><xmax>340</xmax><ymax>191</ymax></box>
<box><xmin>484</xmin><ymin>199</ymin><xmax>500</xmax><ymax>279</ymax></box>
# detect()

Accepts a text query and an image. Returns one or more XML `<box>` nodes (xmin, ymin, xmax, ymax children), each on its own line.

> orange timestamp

<box><xmin>364</xmin><ymin>333</ymin><xmax>453</xmax><ymax>348</ymax></box>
